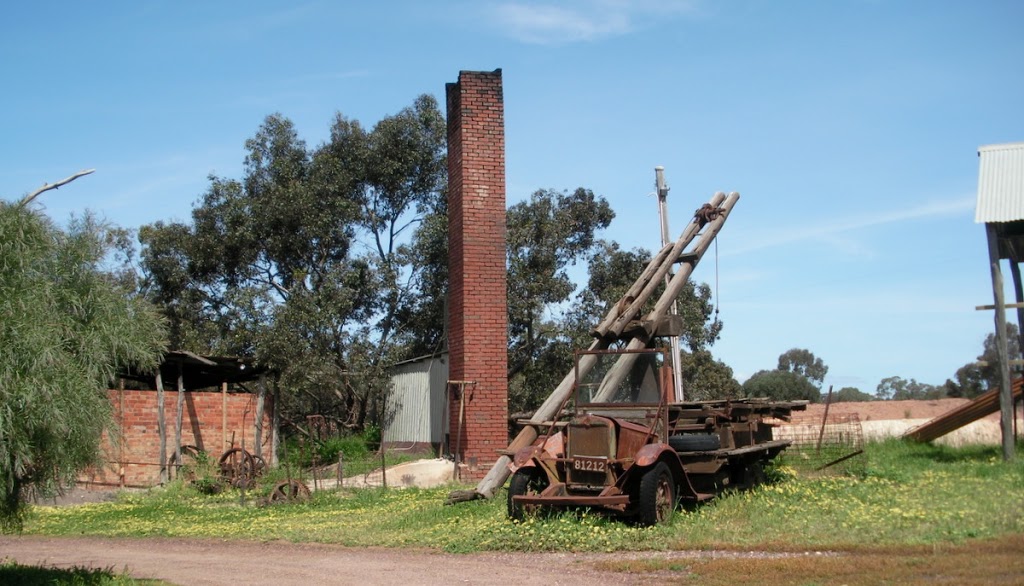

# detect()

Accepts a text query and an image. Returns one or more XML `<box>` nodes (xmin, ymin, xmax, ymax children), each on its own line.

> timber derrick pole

<box><xmin>459</xmin><ymin>191</ymin><xmax>740</xmax><ymax>501</ymax></box>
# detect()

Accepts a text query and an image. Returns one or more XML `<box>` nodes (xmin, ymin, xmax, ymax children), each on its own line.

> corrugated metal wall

<box><xmin>976</xmin><ymin>142</ymin><xmax>1024</xmax><ymax>223</ymax></box>
<box><xmin>384</xmin><ymin>355</ymin><xmax>448</xmax><ymax>448</ymax></box>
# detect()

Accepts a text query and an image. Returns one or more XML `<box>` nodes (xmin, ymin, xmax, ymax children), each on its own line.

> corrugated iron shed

<box><xmin>976</xmin><ymin>142</ymin><xmax>1024</xmax><ymax>224</ymax></box>
<box><xmin>384</xmin><ymin>353</ymin><xmax>449</xmax><ymax>451</ymax></box>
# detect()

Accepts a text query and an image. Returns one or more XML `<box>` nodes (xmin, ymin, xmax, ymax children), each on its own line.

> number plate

<box><xmin>572</xmin><ymin>456</ymin><xmax>608</xmax><ymax>473</ymax></box>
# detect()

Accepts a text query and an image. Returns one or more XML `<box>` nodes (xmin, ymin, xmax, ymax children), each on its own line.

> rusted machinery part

<box><xmin>251</xmin><ymin>454</ymin><xmax>267</xmax><ymax>477</ymax></box>
<box><xmin>218</xmin><ymin>447</ymin><xmax>256</xmax><ymax>487</ymax></box>
<box><xmin>168</xmin><ymin>445</ymin><xmax>203</xmax><ymax>481</ymax></box>
<box><xmin>270</xmin><ymin>479</ymin><xmax>311</xmax><ymax>503</ymax></box>
<box><xmin>694</xmin><ymin>203</ymin><xmax>721</xmax><ymax>226</ymax></box>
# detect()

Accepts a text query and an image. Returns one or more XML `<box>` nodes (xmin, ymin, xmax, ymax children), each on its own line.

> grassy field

<box><xmin>19</xmin><ymin>439</ymin><xmax>1024</xmax><ymax>556</ymax></box>
<box><xmin>10</xmin><ymin>440</ymin><xmax>1024</xmax><ymax>584</ymax></box>
<box><xmin>0</xmin><ymin>559</ymin><xmax>165</xmax><ymax>585</ymax></box>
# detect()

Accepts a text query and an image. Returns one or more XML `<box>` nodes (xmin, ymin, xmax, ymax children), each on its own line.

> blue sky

<box><xmin>3</xmin><ymin>1</ymin><xmax>1022</xmax><ymax>393</ymax></box>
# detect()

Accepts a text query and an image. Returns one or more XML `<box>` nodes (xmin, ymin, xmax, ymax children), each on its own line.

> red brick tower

<box><xmin>446</xmin><ymin>69</ymin><xmax>508</xmax><ymax>479</ymax></box>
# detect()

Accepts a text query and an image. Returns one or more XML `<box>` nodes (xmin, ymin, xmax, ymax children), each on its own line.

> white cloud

<box><xmin>725</xmin><ymin>195</ymin><xmax>976</xmax><ymax>257</ymax></box>
<box><xmin>487</xmin><ymin>0</ymin><xmax>698</xmax><ymax>45</ymax></box>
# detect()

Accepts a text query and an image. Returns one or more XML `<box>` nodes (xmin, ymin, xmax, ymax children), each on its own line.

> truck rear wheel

<box><xmin>507</xmin><ymin>469</ymin><xmax>548</xmax><ymax>521</ymax></box>
<box><xmin>637</xmin><ymin>462</ymin><xmax>675</xmax><ymax>526</ymax></box>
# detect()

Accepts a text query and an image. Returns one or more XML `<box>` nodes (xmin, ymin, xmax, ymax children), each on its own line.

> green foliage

<box><xmin>875</xmin><ymin>376</ymin><xmax>944</xmax><ymax>401</ymax></box>
<box><xmin>180</xmin><ymin>451</ymin><xmax>222</xmax><ymax>495</ymax></box>
<box><xmin>505</xmin><ymin>189</ymin><xmax>615</xmax><ymax>412</ymax></box>
<box><xmin>509</xmin><ymin>232</ymin><xmax>730</xmax><ymax>412</ymax></box>
<box><xmin>679</xmin><ymin>350</ymin><xmax>741</xmax><ymax>400</ymax></box>
<box><xmin>742</xmin><ymin>370</ymin><xmax>821</xmax><ymax>402</ymax></box>
<box><xmin>777</xmin><ymin>348</ymin><xmax>828</xmax><ymax>387</ymax></box>
<box><xmin>0</xmin><ymin>202</ymin><xmax>166</xmax><ymax>531</ymax></box>
<box><xmin>0</xmin><ymin>559</ymin><xmax>155</xmax><ymax>585</ymax></box>
<box><xmin>831</xmin><ymin>386</ymin><xmax>874</xmax><ymax>402</ymax></box>
<box><xmin>944</xmin><ymin>322</ymin><xmax>1021</xmax><ymax>399</ymax></box>
<box><xmin>138</xmin><ymin>96</ymin><xmax>446</xmax><ymax>432</ymax></box>
<box><xmin>22</xmin><ymin>441</ymin><xmax>1024</xmax><ymax>551</ymax></box>
<box><xmin>282</xmin><ymin>433</ymin><xmax>377</xmax><ymax>469</ymax></box>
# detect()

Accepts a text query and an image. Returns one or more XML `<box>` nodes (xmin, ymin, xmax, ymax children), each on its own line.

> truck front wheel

<box><xmin>637</xmin><ymin>462</ymin><xmax>676</xmax><ymax>526</ymax></box>
<box><xmin>507</xmin><ymin>469</ymin><xmax>548</xmax><ymax>521</ymax></box>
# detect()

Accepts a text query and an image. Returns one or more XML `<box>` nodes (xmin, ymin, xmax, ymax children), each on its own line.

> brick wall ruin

<box><xmin>81</xmin><ymin>388</ymin><xmax>274</xmax><ymax>488</ymax></box>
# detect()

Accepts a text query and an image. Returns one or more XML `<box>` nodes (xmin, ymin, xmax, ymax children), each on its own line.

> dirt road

<box><xmin>1</xmin><ymin>536</ymin><xmax>647</xmax><ymax>585</ymax></box>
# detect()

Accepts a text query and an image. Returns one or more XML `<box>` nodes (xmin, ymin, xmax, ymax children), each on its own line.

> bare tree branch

<box><xmin>19</xmin><ymin>169</ymin><xmax>96</xmax><ymax>206</ymax></box>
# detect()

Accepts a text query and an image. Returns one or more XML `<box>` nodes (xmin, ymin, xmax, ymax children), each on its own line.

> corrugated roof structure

<box><xmin>976</xmin><ymin>142</ymin><xmax>1024</xmax><ymax>224</ymax></box>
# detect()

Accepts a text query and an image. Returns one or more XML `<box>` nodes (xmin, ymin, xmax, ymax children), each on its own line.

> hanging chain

<box><xmin>714</xmin><ymin>235</ymin><xmax>721</xmax><ymax>324</ymax></box>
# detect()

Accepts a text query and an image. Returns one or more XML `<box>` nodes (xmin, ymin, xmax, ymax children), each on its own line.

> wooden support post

<box><xmin>255</xmin><ymin>373</ymin><xmax>266</xmax><ymax>460</ymax></box>
<box><xmin>174</xmin><ymin>362</ymin><xmax>184</xmax><ymax>476</ymax></box>
<box><xmin>1010</xmin><ymin>261</ymin><xmax>1024</xmax><ymax>357</ymax></box>
<box><xmin>222</xmin><ymin>381</ymin><xmax>228</xmax><ymax>451</ymax></box>
<box><xmin>271</xmin><ymin>379</ymin><xmax>281</xmax><ymax>466</ymax></box>
<box><xmin>986</xmin><ymin>223</ymin><xmax>1015</xmax><ymax>461</ymax></box>
<box><xmin>118</xmin><ymin>378</ymin><xmax>125</xmax><ymax>489</ymax></box>
<box><xmin>156</xmin><ymin>370</ymin><xmax>167</xmax><ymax>484</ymax></box>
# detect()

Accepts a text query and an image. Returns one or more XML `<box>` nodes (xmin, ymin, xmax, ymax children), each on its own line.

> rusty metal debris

<box><xmin>470</xmin><ymin>190</ymin><xmax>740</xmax><ymax>501</ymax></box>
<box><xmin>219</xmin><ymin>447</ymin><xmax>257</xmax><ymax>488</ymax></box>
<box><xmin>507</xmin><ymin>348</ymin><xmax>806</xmax><ymax>526</ymax></box>
<box><xmin>269</xmin><ymin>479</ymin><xmax>311</xmax><ymax>503</ymax></box>
<box><xmin>694</xmin><ymin>203</ymin><xmax>721</xmax><ymax>226</ymax></box>
<box><xmin>904</xmin><ymin>379</ymin><xmax>1023</xmax><ymax>443</ymax></box>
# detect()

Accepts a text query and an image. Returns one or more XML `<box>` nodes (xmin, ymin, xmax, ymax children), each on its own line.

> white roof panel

<box><xmin>976</xmin><ymin>142</ymin><xmax>1024</xmax><ymax>224</ymax></box>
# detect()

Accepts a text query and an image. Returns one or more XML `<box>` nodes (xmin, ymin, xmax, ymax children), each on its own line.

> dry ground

<box><xmin>0</xmin><ymin>536</ymin><xmax>724</xmax><ymax>586</ymax></box>
<box><xmin>3</xmin><ymin>535</ymin><xmax>1023</xmax><ymax>586</ymax></box>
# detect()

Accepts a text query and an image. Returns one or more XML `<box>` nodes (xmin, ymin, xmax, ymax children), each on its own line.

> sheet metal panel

<box><xmin>976</xmin><ymin>142</ymin><xmax>1024</xmax><ymax>223</ymax></box>
<box><xmin>384</xmin><ymin>355</ymin><xmax>448</xmax><ymax>445</ymax></box>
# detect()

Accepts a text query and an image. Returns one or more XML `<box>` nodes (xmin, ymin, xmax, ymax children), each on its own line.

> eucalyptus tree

<box><xmin>509</xmin><ymin>222</ymin><xmax>734</xmax><ymax>413</ymax></box>
<box><xmin>139</xmin><ymin>95</ymin><xmax>446</xmax><ymax>431</ymax></box>
<box><xmin>777</xmin><ymin>348</ymin><xmax>828</xmax><ymax>388</ymax></box>
<box><xmin>1</xmin><ymin>196</ymin><xmax>165</xmax><ymax>531</ymax></box>
<box><xmin>743</xmin><ymin>369</ymin><xmax>821</xmax><ymax>403</ymax></box>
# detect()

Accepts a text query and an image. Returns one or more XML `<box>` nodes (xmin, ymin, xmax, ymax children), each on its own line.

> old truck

<box><xmin>508</xmin><ymin>348</ymin><xmax>806</xmax><ymax>525</ymax></box>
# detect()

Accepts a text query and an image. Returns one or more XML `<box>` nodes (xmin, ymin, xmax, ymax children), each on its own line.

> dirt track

<box><xmin>1</xmin><ymin>536</ymin><xmax>650</xmax><ymax>585</ymax></box>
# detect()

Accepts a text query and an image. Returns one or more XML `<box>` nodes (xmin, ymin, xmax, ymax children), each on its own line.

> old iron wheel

<box><xmin>507</xmin><ymin>468</ymin><xmax>549</xmax><ymax>521</ymax></box>
<box><xmin>168</xmin><ymin>445</ymin><xmax>203</xmax><ymax>481</ymax></box>
<box><xmin>668</xmin><ymin>433</ymin><xmax>720</xmax><ymax>452</ymax></box>
<box><xmin>218</xmin><ymin>447</ymin><xmax>255</xmax><ymax>487</ymax></box>
<box><xmin>270</xmin><ymin>479</ymin><xmax>311</xmax><ymax>503</ymax></box>
<box><xmin>251</xmin><ymin>455</ymin><xmax>267</xmax><ymax>477</ymax></box>
<box><xmin>637</xmin><ymin>462</ymin><xmax>675</xmax><ymax>526</ymax></box>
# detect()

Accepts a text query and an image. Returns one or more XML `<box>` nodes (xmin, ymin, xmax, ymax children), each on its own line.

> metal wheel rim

<box><xmin>521</xmin><ymin>476</ymin><xmax>545</xmax><ymax>516</ymax></box>
<box><xmin>655</xmin><ymin>475</ymin><xmax>672</xmax><ymax>522</ymax></box>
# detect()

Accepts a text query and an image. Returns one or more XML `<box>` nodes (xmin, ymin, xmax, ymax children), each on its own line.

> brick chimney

<box><xmin>446</xmin><ymin>69</ymin><xmax>508</xmax><ymax>479</ymax></box>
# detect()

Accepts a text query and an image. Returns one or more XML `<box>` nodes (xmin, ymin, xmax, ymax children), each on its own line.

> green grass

<box><xmin>20</xmin><ymin>440</ymin><xmax>1024</xmax><ymax>553</ymax></box>
<box><xmin>0</xmin><ymin>559</ymin><xmax>165</xmax><ymax>585</ymax></box>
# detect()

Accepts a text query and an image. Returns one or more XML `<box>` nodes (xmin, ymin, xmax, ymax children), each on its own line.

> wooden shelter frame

<box><xmin>979</xmin><ymin>220</ymin><xmax>1024</xmax><ymax>461</ymax></box>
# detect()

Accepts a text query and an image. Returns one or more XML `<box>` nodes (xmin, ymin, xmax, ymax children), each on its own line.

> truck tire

<box><xmin>507</xmin><ymin>469</ymin><xmax>548</xmax><ymax>521</ymax></box>
<box><xmin>637</xmin><ymin>462</ymin><xmax>675</xmax><ymax>526</ymax></box>
<box><xmin>669</xmin><ymin>433</ymin><xmax>721</xmax><ymax>452</ymax></box>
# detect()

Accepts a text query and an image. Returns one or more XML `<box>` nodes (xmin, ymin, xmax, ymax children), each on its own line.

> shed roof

<box><xmin>976</xmin><ymin>142</ymin><xmax>1024</xmax><ymax>224</ymax></box>
<box><xmin>119</xmin><ymin>350</ymin><xmax>267</xmax><ymax>390</ymax></box>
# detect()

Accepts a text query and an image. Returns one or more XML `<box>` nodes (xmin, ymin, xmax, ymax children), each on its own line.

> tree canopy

<box><xmin>742</xmin><ymin>369</ymin><xmax>821</xmax><ymax>403</ymax></box>
<box><xmin>943</xmin><ymin>323</ymin><xmax>1022</xmax><ymax>399</ymax></box>
<box><xmin>832</xmin><ymin>386</ymin><xmax>874</xmax><ymax>402</ymax></box>
<box><xmin>875</xmin><ymin>376</ymin><xmax>943</xmax><ymax>401</ymax></box>
<box><xmin>139</xmin><ymin>96</ymin><xmax>447</xmax><ymax>432</ymax></box>
<box><xmin>1</xmin><ymin>201</ymin><xmax>165</xmax><ymax>531</ymax></box>
<box><xmin>137</xmin><ymin>98</ymin><xmax>734</xmax><ymax>426</ymax></box>
<box><xmin>777</xmin><ymin>348</ymin><xmax>828</xmax><ymax>387</ymax></box>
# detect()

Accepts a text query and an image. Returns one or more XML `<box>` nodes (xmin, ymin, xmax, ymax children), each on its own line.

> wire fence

<box><xmin>774</xmin><ymin>412</ymin><xmax>866</xmax><ymax>475</ymax></box>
